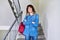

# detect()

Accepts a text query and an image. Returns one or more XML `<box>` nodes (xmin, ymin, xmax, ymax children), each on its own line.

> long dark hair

<box><xmin>26</xmin><ymin>4</ymin><xmax>36</xmax><ymax>14</ymax></box>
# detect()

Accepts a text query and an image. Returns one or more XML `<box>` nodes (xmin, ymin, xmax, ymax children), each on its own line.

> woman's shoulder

<box><xmin>35</xmin><ymin>13</ymin><xmax>39</xmax><ymax>17</ymax></box>
<box><xmin>25</xmin><ymin>14</ymin><xmax>29</xmax><ymax>17</ymax></box>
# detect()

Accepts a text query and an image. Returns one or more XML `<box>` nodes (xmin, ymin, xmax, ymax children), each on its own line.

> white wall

<box><xmin>46</xmin><ymin>0</ymin><xmax>60</xmax><ymax>40</ymax></box>
<box><xmin>0</xmin><ymin>0</ymin><xmax>15</xmax><ymax>30</ymax></box>
<box><xmin>39</xmin><ymin>0</ymin><xmax>48</xmax><ymax>38</ymax></box>
<box><xmin>39</xmin><ymin>0</ymin><xmax>60</xmax><ymax>40</ymax></box>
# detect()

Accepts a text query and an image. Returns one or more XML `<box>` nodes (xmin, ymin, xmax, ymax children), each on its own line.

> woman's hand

<box><xmin>32</xmin><ymin>22</ymin><xmax>35</xmax><ymax>24</ymax></box>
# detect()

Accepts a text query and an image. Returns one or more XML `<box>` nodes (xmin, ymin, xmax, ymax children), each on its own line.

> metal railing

<box><xmin>3</xmin><ymin>0</ymin><xmax>22</xmax><ymax>40</ymax></box>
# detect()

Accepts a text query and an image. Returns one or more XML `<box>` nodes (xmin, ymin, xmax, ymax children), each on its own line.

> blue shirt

<box><xmin>23</xmin><ymin>13</ymin><xmax>39</xmax><ymax>36</ymax></box>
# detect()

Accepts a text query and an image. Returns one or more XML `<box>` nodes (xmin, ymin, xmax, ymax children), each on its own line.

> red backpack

<box><xmin>18</xmin><ymin>22</ymin><xmax>25</xmax><ymax>34</ymax></box>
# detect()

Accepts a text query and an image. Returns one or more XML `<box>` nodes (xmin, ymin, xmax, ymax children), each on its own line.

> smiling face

<box><xmin>26</xmin><ymin>5</ymin><xmax>36</xmax><ymax>14</ymax></box>
<box><xmin>28</xmin><ymin>7</ymin><xmax>33</xmax><ymax>13</ymax></box>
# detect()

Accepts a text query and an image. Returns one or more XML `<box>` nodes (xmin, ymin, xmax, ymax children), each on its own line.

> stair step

<box><xmin>17</xmin><ymin>38</ymin><xmax>45</xmax><ymax>40</ymax></box>
<box><xmin>16</xmin><ymin>35</ymin><xmax>45</xmax><ymax>40</ymax></box>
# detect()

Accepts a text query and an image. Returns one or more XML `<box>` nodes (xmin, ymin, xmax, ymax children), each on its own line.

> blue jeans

<box><xmin>25</xmin><ymin>35</ymin><xmax>38</xmax><ymax>40</ymax></box>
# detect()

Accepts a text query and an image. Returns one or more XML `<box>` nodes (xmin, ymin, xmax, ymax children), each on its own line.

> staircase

<box><xmin>3</xmin><ymin>0</ymin><xmax>46</xmax><ymax>40</ymax></box>
<box><xmin>16</xmin><ymin>24</ymin><xmax>46</xmax><ymax>40</ymax></box>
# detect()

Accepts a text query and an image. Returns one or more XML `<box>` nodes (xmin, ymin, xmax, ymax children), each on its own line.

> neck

<box><xmin>30</xmin><ymin>12</ymin><xmax>34</xmax><ymax>16</ymax></box>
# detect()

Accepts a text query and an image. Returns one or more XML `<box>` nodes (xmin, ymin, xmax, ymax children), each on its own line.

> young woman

<box><xmin>23</xmin><ymin>4</ymin><xmax>39</xmax><ymax>40</ymax></box>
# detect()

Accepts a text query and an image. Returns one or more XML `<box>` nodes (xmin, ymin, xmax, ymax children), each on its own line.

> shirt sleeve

<box><xmin>23</xmin><ymin>16</ymin><xmax>30</xmax><ymax>25</ymax></box>
<box><xmin>32</xmin><ymin>14</ymin><xmax>39</xmax><ymax>27</ymax></box>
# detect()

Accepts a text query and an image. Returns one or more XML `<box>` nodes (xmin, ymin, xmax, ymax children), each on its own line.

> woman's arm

<box><xmin>32</xmin><ymin>14</ymin><xmax>39</xmax><ymax>27</ymax></box>
<box><xmin>23</xmin><ymin>16</ymin><xmax>30</xmax><ymax>25</ymax></box>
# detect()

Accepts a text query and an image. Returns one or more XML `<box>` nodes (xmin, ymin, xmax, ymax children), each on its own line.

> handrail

<box><xmin>3</xmin><ymin>0</ymin><xmax>22</xmax><ymax>40</ymax></box>
<box><xmin>3</xmin><ymin>18</ymin><xmax>17</xmax><ymax>40</ymax></box>
<box><xmin>3</xmin><ymin>13</ymin><xmax>22</xmax><ymax>40</ymax></box>
<box><xmin>3</xmin><ymin>12</ymin><xmax>22</xmax><ymax>40</ymax></box>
